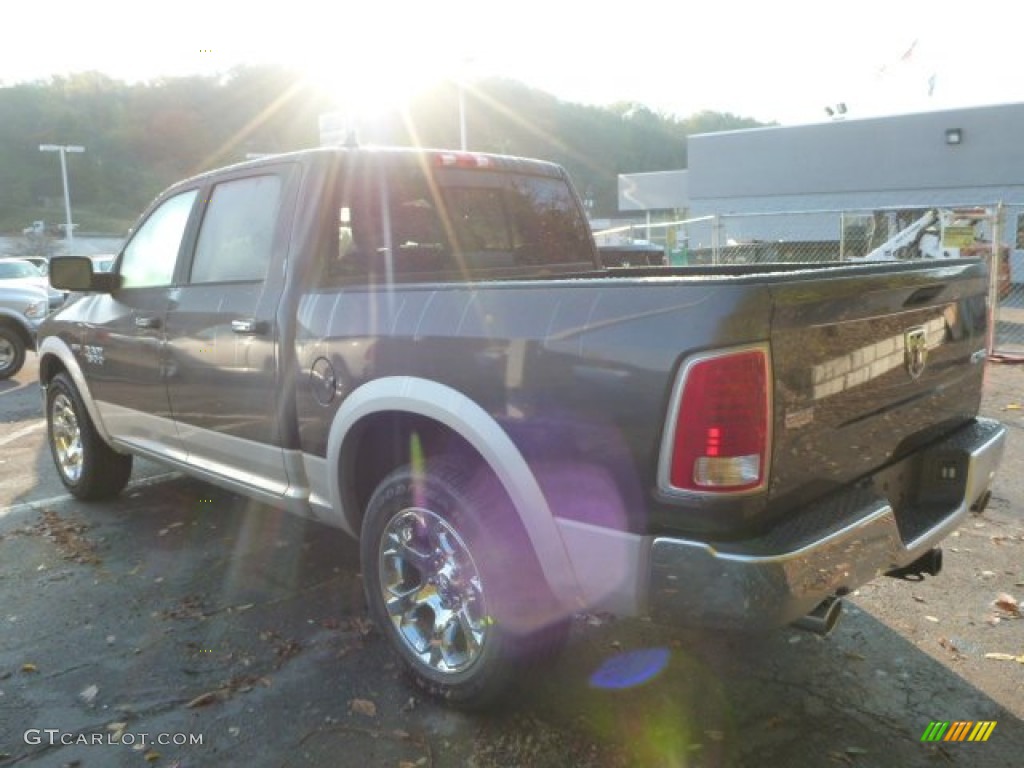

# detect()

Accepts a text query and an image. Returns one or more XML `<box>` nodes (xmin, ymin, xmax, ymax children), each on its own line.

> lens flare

<box><xmin>589</xmin><ymin>647</ymin><xmax>671</xmax><ymax>690</ymax></box>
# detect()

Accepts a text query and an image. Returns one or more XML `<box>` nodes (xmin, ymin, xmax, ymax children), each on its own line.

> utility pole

<box><xmin>39</xmin><ymin>144</ymin><xmax>85</xmax><ymax>249</ymax></box>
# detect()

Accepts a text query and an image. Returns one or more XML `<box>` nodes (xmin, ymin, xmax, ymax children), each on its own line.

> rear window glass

<box><xmin>318</xmin><ymin>160</ymin><xmax>594</xmax><ymax>284</ymax></box>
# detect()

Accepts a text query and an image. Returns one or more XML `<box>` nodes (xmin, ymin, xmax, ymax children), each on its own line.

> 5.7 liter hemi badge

<box><xmin>904</xmin><ymin>326</ymin><xmax>928</xmax><ymax>379</ymax></box>
<box><xmin>82</xmin><ymin>345</ymin><xmax>105</xmax><ymax>366</ymax></box>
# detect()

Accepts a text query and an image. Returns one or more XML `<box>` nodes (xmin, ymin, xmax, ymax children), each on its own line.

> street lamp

<box><xmin>39</xmin><ymin>144</ymin><xmax>85</xmax><ymax>248</ymax></box>
<box><xmin>457</xmin><ymin>57</ymin><xmax>475</xmax><ymax>151</ymax></box>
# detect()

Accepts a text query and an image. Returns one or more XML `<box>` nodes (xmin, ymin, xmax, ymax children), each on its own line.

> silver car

<box><xmin>0</xmin><ymin>283</ymin><xmax>49</xmax><ymax>379</ymax></box>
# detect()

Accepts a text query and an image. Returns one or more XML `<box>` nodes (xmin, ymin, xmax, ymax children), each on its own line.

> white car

<box><xmin>0</xmin><ymin>258</ymin><xmax>66</xmax><ymax>310</ymax></box>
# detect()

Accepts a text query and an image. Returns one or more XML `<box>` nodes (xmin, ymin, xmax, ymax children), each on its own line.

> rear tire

<box><xmin>0</xmin><ymin>325</ymin><xmax>26</xmax><ymax>380</ymax></box>
<box><xmin>361</xmin><ymin>458</ymin><xmax>567</xmax><ymax>708</ymax></box>
<box><xmin>46</xmin><ymin>372</ymin><xmax>133</xmax><ymax>500</ymax></box>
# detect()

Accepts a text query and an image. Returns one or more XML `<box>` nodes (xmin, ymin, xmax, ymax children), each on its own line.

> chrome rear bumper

<box><xmin>648</xmin><ymin>418</ymin><xmax>1006</xmax><ymax>630</ymax></box>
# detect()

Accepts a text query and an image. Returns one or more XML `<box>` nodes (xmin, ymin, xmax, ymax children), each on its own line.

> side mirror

<box><xmin>49</xmin><ymin>256</ymin><xmax>119</xmax><ymax>292</ymax></box>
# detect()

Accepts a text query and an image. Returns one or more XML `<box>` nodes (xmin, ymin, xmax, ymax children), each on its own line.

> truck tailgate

<box><xmin>767</xmin><ymin>261</ymin><xmax>988</xmax><ymax>512</ymax></box>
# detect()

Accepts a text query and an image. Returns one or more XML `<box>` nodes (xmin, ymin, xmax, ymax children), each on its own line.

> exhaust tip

<box><xmin>792</xmin><ymin>596</ymin><xmax>843</xmax><ymax>637</ymax></box>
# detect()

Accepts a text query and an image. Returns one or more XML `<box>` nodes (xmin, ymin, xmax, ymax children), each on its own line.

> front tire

<box><xmin>46</xmin><ymin>372</ymin><xmax>132</xmax><ymax>500</ymax></box>
<box><xmin>361</xmin><ymin>459</ymin><xmax>565</xmax><ymax>708</ymax></box>
<box><xmin>0</xmin><ymin>325</ymin><xmax>26</xmax><ymax>380</ymax></box>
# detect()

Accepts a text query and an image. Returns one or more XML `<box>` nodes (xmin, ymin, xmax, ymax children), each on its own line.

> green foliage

<box><xmin>0</xmin><ymin>68</ymin><xmax>767</xmax><ymax>229</ymax></box>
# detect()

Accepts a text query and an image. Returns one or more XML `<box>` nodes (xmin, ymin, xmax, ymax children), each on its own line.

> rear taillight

<box><xmin>665</xmin><ymin>347</ymin><xmax>771</xmax><ymax>493</ymax></box>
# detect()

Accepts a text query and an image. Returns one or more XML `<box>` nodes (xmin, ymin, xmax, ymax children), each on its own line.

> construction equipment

<box><xmin>861</xmin><ymin>208</ymin><xmax>1010</xmax><ymax>296</ymax></box>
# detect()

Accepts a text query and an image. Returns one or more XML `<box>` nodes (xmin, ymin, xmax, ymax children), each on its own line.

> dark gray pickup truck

<box><xmin>39</xmin><ymin>147</ymin><xmax>1006</xmax><ymax>706</ymax></box>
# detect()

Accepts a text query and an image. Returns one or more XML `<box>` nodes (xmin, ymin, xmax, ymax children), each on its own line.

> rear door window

<box><xmin>190</xmin><ymin>175</ymin><xmax>283</xmax><ymax>283</ymax></box>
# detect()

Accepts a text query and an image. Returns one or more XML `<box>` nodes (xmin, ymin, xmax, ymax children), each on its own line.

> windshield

<box><xmin>0</xmin><ymin>260</ymin><xmax>42</xmax><ymax>279</ymax></box>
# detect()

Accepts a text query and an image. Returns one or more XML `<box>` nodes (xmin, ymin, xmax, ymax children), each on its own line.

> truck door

<box><xmin>162</xmin><ymin>167</ymin><xmax>296</xmax><ymax>498</ymax></box>
<box><xmin>87</xmin><ymin>188</ymin><xmax>198</xmax><ymax>460</ymax></box>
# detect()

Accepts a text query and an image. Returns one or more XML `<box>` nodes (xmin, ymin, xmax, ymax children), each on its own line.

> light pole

<box><xmin>39</xmin><ymin>144</ymin><xmax>85</xmax><ymax>249</ymax></box>
<box><xmin>458</xmin><ymin>80</ymin><xmax>467</xmax><ymax>151</ymax></box>
<box><xmin>457</xmin><ymin>57</ymin><xmax>475</xmax><ymax>151</ymax></box>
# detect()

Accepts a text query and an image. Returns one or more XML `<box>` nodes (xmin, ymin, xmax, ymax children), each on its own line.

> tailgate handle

<box><xmin>904</xmin><ymin>285</ymin><xmax>945</xmax><ymax>306</ymax></box>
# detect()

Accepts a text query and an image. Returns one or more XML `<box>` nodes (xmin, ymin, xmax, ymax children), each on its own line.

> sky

<box><xmin>3</xmin><ymin>0</ymin><xmax>1023</xmax><ymax>126</ymax></box>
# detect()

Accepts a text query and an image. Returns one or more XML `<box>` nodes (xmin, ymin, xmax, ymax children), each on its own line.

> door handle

<box><xmin>134</xmin><ymin>315</ymin><xmax>161</xmax><ymax>329</ymax></box>
<box><xmin>231</xmin><ymin>318</ymin><xmax>267</xmax><ymax>335</ymax></box>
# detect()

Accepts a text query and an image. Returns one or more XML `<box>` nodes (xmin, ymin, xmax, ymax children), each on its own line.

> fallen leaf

<box><xmin>21</xmin><ymin>663</ymin><xmax>37</xmax><ymax>673</ymax></box>
<box><xmin>984</xmin><ymin>652</ymin><xmax>1016</xmax><ymax>661</ymax></box>
<box><xmin>846</xmin><ymin>746</ymin><xmax>869</xmax><ymax>755</ymax></box>
<box><xmin>995</xmin><ymin>593</ymin><xmax>1019</xmax><ymax>614</ymax></box>
<box><xmin>911</xmin><ymin>595</ymin><xmax>926</xmax><ymax>603</ymax></box>
<box><xmin>350</xmin><ymin>698</ymin><xmax>376</xmax><ymax>717</ymax></box>
<box><xmin>925</xmin><ymin>615</ymin><xmax>940</xmax><ymax>623</ymax></box>
<box><xmin>79</xmin><ymin>684</ymin><xmax>99</xmax><ymax>703</ymax></box>
<box><xmin>843</xmin><ymin>651</ymin><xmax>865</xmax><ymax>661</ymax></box>
<box><xmin>1004</xmin><ymin>403</ymin><xmax>1022</xmax><ymax>410</ymax></box>
<box><xmin>185</xmin><ymin>690</ymin><xmax>224</xmax><ymax>708</ymax></box>
<box><xmin>144</xmin><ymin>749</ymin><xmax>160</xmax><ymax>762</ymax></box>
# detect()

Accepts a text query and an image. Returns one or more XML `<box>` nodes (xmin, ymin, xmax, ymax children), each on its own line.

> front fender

<box><xmin>326</xmin><ymin>376</ymin><xmax>583</xmax><ymax>610</ymax></box>
<box><xmin>38</xmin><ymin>335</ymin><xmax>114</xmax><ymax>446</ymax></box>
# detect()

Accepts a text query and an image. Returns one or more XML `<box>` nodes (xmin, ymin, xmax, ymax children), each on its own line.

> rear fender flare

<box><xmin>326</xmin><ymin>376</ymin><xmax>582</xmax><ymax>609</ymax></box>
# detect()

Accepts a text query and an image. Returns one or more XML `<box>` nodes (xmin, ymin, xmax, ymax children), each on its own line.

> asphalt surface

<box><xmin>0</xmin><ymin>355</ymin><xmax>1021</xmax><ymax>768</ymax></box>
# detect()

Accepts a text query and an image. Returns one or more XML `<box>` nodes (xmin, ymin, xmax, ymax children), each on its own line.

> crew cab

<box><xmin>39</xmin><ymin>147</ymin><xmax>1006</xmax><ymax>706</ymax></box>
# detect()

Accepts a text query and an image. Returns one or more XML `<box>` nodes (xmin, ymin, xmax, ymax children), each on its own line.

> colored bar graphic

<box><xmin>945</xmin><ymin>721</ymin><xmax>972</xmax><ymax>741</ymax></box>
<box><xmin>968</xmin><ymin>722</ymin><xmax>997</xmax><ymax>742</ymax></box>
<box><xmin>921</xmin><ymin>720</ymin><xmax>997</xmax><ymax>742</ymax></box>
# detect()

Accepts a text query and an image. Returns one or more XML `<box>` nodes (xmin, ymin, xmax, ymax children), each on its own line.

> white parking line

<box><xmin>0</xmin><ymin>420</ymin><xmax>45</xmax><ymax>449</ymax></box>
<box><xmin>0</xmin><ymin>472</ymin><xmax>181</xmax><ymax>521</ymax></box>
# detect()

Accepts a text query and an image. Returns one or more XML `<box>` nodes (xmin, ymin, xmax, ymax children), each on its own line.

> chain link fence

<box><xmin>594</xmin><ymin>204</ymin><xmax>1024</xmax><ymax>355</ymax></box>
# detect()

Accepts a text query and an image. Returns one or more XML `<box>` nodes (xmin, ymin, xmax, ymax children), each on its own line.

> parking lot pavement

<box><xmin>1</xmin><ymin>357</ymin><xmax>1022</xmax><ymax>767</ymax></box>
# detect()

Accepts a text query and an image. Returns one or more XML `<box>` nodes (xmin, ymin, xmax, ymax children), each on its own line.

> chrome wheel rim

<box><xmin>0</xmin><ymin>337</ymin><xmax>13</xmax><ymax>371</ymax></box>
<box><xmin>378</xmin><ymin>507</ymin><xmax>489</xmax><ymax>674</ymax></box>
<box><xmin>51</xmin><ymin>393</ymin><xmax>84</xmax><ymax>483</ymax></box>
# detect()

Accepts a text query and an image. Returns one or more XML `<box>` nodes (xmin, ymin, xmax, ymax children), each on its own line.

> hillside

<box><xmin>0</xmin><ymin>67</ymin><xmax>766</xmax><ymax>233</ymax></box>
